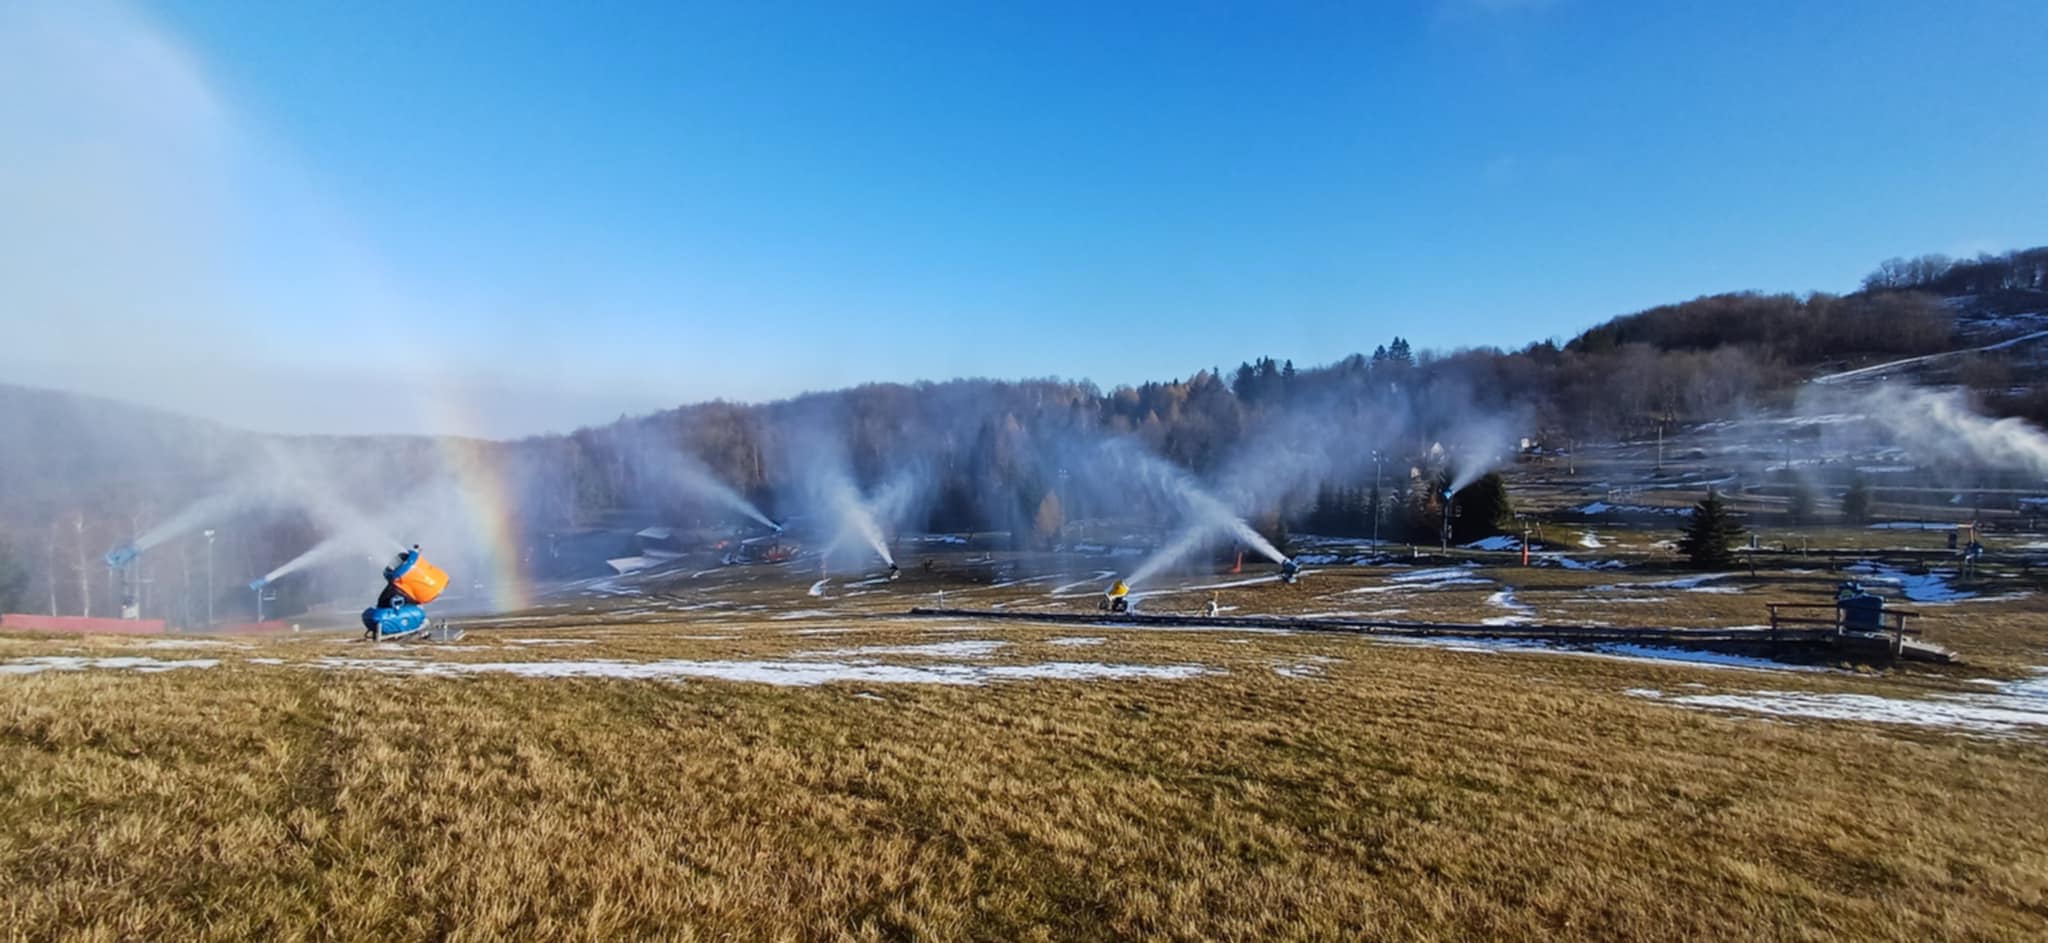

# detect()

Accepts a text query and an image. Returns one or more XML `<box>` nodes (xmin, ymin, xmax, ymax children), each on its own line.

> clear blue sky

<box><xmin>4</xmin><ymin>0</ymin><xmax>2044</xmax><ymax>436</ymax></box>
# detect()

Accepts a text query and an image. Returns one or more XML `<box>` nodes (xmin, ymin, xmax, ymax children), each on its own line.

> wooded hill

<box><xmin>1</xmin><ymin>246</ymin><xmax>2043</xmax><ymax>615</ymax></box>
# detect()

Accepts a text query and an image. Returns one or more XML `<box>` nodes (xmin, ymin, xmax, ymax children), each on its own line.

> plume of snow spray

<box><xmin>626</xmin><ymin>434</ymin><xmax>777</xmax><ymax>529</ymax></box>
<box><xmin>259</xmin><ymin>518</ymin><xmax>404</xmax><ymax>584</ymax></box>
<box><xmin>1842</xmin><ymin>385</ymin><xmax>2048</xmax><ymax>478</ymax></box>
<box><xmin>129</xmin><ymin>488</ymin><xmax>256</xmax><ymax>552</ymax></box>
<box><xmin>816</xmin><ymin>468</ymin><xmax>895</xmax><ymax>567</ymax></box>
<box><xmin>1106</xmin><ymin>441</ymin><xmax>1285</xmax><ymax>587</ymax></box>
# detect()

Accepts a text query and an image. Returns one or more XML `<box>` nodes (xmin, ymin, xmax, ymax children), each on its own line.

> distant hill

<box><xmin>2</xmin><ymin>244</ymin><xmax>2043</xmax><ymax>617</ymax></box>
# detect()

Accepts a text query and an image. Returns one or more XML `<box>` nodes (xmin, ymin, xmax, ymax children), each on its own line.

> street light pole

<box><xmin>203</xmin><ymin>529</ymin><xmax>216</xmax><ymax>627</ymax></box>
<box><xmin>1371</xmin><ymin>450</ymin><xmax>1384</xmax><ymax>553</ymax></box>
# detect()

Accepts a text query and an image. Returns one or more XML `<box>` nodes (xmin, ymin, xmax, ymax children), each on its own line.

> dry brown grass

<box><xmin>4</xmin><ymin>596</ymin><xmax>2048</xmax><ymax>941</ymax></box>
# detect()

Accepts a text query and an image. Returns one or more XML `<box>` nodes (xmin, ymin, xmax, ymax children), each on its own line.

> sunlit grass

<box><xmin>4</xmin><ymin>591</ymin><xmax>2047</xmax><ymax>939</ymax></box>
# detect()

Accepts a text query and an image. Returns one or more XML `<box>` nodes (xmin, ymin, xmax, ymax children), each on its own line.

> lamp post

<box><xmin>1371</xmin><ymin>450</ymin><xmax>1384</xmax><ymax>553</ymax></box>
<box><xmin>203</xmin><ymin>529</ymin><xmax>216</xmax><ymax>627</ymax></box>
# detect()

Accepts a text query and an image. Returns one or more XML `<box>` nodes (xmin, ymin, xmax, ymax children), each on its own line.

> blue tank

<box><xmin>361</xmin><ymin>604</ymin><xmax>428</xmax><ymax>639</ymax></box>
<box><xmin>1838</xmin><ymin>593</ymin><xmax>1885</xmax><ymax>633</ymax></box>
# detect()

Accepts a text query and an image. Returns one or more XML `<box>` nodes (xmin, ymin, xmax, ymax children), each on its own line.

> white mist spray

<box><xmin>1110</xmin><ymin>441</ymin><xmax>1286</xmax><ymax>588</ymax></box>
<box><xmin>817</xmin><ymin>469</ymin><xmax>895</xmax><ymax>567</ymax></box>
<box><xmin>1847</xmin><ymin>385</ymin><xmax>2048</xmax><ymax>477</ymax></box>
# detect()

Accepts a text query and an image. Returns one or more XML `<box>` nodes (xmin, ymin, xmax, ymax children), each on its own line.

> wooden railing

<box><xmin>1767</xmin><ymin>602</ymin><xmax>1923</xmax><ymax>656</ymax></box>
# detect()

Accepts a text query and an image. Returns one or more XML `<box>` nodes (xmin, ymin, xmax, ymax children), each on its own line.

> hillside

<box><xmin>2</xmin><ymin>245</ymin><xmax>2044</xmax><ymax>618</ymax></box>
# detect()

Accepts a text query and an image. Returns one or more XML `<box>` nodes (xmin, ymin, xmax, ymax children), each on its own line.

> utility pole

<box><xmin>46</xmin><ymin>521</ymin><xmax>58</xmax><ymax>616</ymax></box>
<box><xmin>204</xmin><ymin>528</ymin><xmax>216</xmax><ymax>627</ymax></box>
<box><xmin>73</xmin><ymin>513</ymin><xmax>90</xmax><ymax>618</ymax></box>
<box><xmin>181</xmin><ymin>540</ymin><xmax>193</xmax><ymax>631</ymax></box>
<box><xmin>1371</xmin><ymin>450</ymin><xmax>1384</xmax><ymax>553</ymax></box>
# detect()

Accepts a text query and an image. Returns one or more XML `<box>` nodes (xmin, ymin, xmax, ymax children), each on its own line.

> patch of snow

<box><xmin>502</xmin><ymin>638</ymin><xmax>596</xmax><ymax>646</ymax></box>
<box><xmin>1482</xmin><ymin>588</ymin><xmax>1533</xmax><ymax>626</ymax></box>
<box><xmin>1347</xmin><ymin>566</ymin><xmax>1494</xmax><ymax>594</ymax></box>
<box><xmin>0</xmin><ymin>656</ymin><xmax>221</xmax><ymax>675</ymax></box>
<box><xmin>1579</xmin><ymin>531</ymin><xmax>1604</xmax><ymax>549</ymax></box>
<box><xmin>1464</xmin><ymin>535</ymin><xmax>1520</xmax><ymax>552</ymax></box>
<box><xmin>1598</xmin><ymin>573</ymin><xmax>1740</xmax><ymax>591</ymax></box>
<box><xmin>1578</xmin><ymin>502</ymin><xmax>1691</xmax><ymax>517</ymax></box>
<box><xmin>1851</xmin><ymin>562</ymin><xmax>1976</xmax><ymax>603</ymax></box>
<box><xmin>1371</xmin><ymin>636</ymin><xmax>1822</xmax><ymax>673</ymax></box>
<box><xmin>129</xmin><ymin>639</ymin><xmax>249</xmax><ymax>650</ymax></box>
<box><xmin>1549</xmin><ymin>556</ymin><xmax>1627</xmax><ymax>571</ymax></box>
<box><xmin>1047</xmin><ymin>636</ymin><xmax>1106</xmax><ymax>647</ymax></box>
<box><xmin>770</xmin><ymin>609</ymin><xmax>841</xmax><ymax>621</ymax></box>
<box><xmin>808</xmin><ymin>579</ymin><xmax>831</xmax><ymax>597</ymax></box>
<box><xmin>1130</xmin><ymin>574</ymin><xmax>1281</xmax><ymax>599</ymax></box>
<box><xmin>247</xmin><ymin>657</ymin><xmax>286</xmax><ymax>665</ymax></box>
<box><xmin>1867</xmin><ymin>522</ymin><xmax>1956</xmax><ymax>531</ymax></box>
<box><xmin>1641</xmin><ymin>674</ymin><xmax>2048</xmax><ymax>735</ymax></box>
<box><xmin>805</xmin><ymin>640</ymin><xmax>1006</xmax><ymax>660</ymax></box>
<box><xmin>308</xmin><ymin>656</ymin><xmax>1215</xmax><ymax>687</ymax></box>
<box><xmin>1048</xmin><ymin>571</ymin><xmax>1119</xmax><ymax>597</ymax></box>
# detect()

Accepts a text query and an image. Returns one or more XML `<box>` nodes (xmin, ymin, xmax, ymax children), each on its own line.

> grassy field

<box><xmin>4</xmin><ymin>554</ymin><xmax>2048</xmax><ymax>941</ymax></box>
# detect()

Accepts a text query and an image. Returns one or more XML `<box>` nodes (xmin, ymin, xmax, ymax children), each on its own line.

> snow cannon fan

<box><xmin>1099</xmin><ymin>578</ymin><xmax>1131</xmax><ymax>614</ymax></box>
<box><xmin>362</xmin><ymin>545</ymin><xmax>453</xmax><ymax>642</ymax></box>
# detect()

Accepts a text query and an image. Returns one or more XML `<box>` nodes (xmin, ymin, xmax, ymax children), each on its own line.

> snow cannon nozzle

<box><xmin>886</xmin><ymin>563</ymin><xmax>901</xmax><ymax>581</ymax></box>
<box><xmin>248</xmin><ymin>577</ymin><xmax>268</xmax><ymax>593</ymax></box>
<box><xmin>105</xmin><ymin>545</ymin><xmax>139</xmax><ymax>569</ymax></box>
<box><xmin>1279</xmin><ymin>558</ymin><xmax>1302</xmax><ymax>584</ymax></box>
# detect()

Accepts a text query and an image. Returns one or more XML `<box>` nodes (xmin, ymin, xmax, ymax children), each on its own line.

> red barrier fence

<box><xmin>1</xmin><ymin>614</ymin><xmax>167</xmax><ymax>635</ymax></box>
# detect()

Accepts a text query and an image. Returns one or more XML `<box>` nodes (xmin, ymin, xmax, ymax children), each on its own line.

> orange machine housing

<box><xmin>391</xmin><ymin>555</ymin><xmax>449</xmax><ymax>605</ymax></box>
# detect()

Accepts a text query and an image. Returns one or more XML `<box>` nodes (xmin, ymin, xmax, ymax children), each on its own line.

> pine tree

<box><xmin>1446</xmin><ymin>471</ymin><xmax>1514</xmax><ymax>544</ymax></box>
<box><xmin>1676</xmin><ymin>490</ymin><xmax>1746</xmax><ymax>568</ymax></box>
<box><xmin>1786</xmin><ymin>481</ymin><xmax>1816</xmax><ymax>524</ymax></box>
<box><xmin>1841</xmin><ymin>477</ymin><xmax>1872</xmax><ymax>524</ymax></box>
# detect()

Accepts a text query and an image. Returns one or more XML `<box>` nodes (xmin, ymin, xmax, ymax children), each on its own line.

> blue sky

<box><xmin>4</xmin><ymin>0</ymin><xmax>2044</xmax><ymax>436</ymax></box>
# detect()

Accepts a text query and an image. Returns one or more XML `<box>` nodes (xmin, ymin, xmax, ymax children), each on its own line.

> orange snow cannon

<box><xmin>384</xmin><ymin>546</ymin><xmax>449</xmax><ymax>605</ymax></box>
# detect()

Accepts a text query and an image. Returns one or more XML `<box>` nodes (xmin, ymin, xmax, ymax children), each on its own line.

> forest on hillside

<box><xmin>0</xmin><ymin>247</ymin><xmax>2043</xmax><ymax>618</ymax></box>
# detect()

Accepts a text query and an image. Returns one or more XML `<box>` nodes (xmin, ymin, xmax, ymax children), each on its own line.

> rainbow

<box><xmin>426</xmin><ymin>395</ymin><xmax>532</xmax><ymax>613</ymax></box>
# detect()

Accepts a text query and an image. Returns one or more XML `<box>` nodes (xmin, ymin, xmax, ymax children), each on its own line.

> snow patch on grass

<box><xmin>1635</xmin><ymin>673</ymin><xmax>2048</xmax><ymax>735</ymax></box>
<box><xmin>1</xmin><ymin>656</ymin><xmax>221</xmax><ymax>675</ymax></box>
<box><xmin>804</xmin><ymin>640</ymin><xmax>1006</xmax><ymax>660</ymax></box>
<box><xmin>305</xmin><ymin>656</ymin><xmax>1215</xmax><ymax>687</ymax></box>
<box><xmin>1482</xmin><ymin>588</ymin><xmax>1532</xmax><ymax>626</ymax></box>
